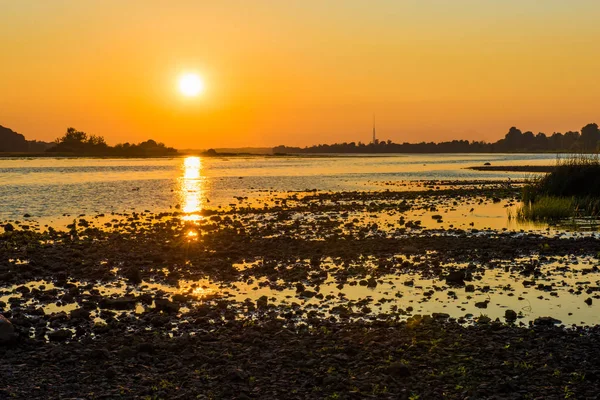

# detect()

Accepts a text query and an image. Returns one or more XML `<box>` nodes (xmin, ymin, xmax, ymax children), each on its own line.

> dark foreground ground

<box><xmin>2</xmin><ymin>317</ymin><xmax>600</xmax><ymax>399</ymax></box>
<box><xmin>2</xmin><ymin>184</ymin><xmax>600</xmax><ymax>399</ymax></box>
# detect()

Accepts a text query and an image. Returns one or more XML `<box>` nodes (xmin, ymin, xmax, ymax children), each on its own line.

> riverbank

<box><xmin>2</xmin><ymin>183</ymin><xmax>600</xmax><ymax>398</ymax></box>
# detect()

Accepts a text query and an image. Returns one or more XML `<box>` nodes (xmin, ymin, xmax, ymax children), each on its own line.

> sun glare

<box><xmin>178</xmin><ymin>73</ymin><xmax>204</xmax><ymax>97</ymax></box>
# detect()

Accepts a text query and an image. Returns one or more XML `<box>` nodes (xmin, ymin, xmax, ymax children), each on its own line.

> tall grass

<box><xmin>516</xmin><ymin>196</ymin><xmax>574</xmax><ymax>221</ymax></box>
<box><xmin>526</xmin><ymin>153</ymin><xmax>600</xmax><ymax>200</ymax></box>
<box><xmin>519</xmin><ymin>154</ymin><xmax>600</xmax><ymax>221</ymax></box>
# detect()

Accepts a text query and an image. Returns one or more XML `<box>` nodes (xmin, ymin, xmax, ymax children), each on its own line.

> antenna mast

<box><xmin>372</xmin><ymin>114</ymin><xmax>376</xmax><ymax>144</ymax></box>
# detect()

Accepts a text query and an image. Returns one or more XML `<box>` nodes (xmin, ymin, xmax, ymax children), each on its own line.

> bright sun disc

<box><xmin>179</xmin><ymin>73</ymin><xmax>204</xmax><ymax>97</ymax></box>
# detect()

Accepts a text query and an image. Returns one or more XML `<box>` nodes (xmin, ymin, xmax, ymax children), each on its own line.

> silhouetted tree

<box><xmin>47</xmin><ymin>127</ymin><xmax>177</xmax><ymax>156</ymax></box>
<box><xmin>581</xmin><ymin>123</ymin><xmax>600</xmax><ymax>151</ymax></box>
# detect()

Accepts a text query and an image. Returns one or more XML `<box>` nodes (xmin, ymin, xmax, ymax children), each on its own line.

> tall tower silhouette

<box><xmin>372</xmin><ymin>114</ymin><xmax>377</xmax><ymax>144</ymax></box>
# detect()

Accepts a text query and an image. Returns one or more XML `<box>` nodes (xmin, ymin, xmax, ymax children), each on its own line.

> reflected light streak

<box><xmin>184</xmin><ymin>157</ymin><xmax>201</xmax><ymax>179</ymax></box>
<box><xmin>180</xmin><ymin>156</ymin><xmax>204</xmax><ymax>220</ymax></box>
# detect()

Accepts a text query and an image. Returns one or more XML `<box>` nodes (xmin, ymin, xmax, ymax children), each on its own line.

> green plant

<box><xmin>517</xmin><ymin>196</ymin><xmax>575</xmax><ymax>221</ymax></box>
<box><xmin>519</xmin><ymin>153</ymin><xmax>600</xmax><ymax>221</ymax></box>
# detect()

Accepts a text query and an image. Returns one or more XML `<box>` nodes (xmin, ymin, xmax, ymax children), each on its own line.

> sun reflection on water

<box><xmin>180</xmin><ymin>156</ymin><xmax>204</xmax><ymax>220</ymax></box>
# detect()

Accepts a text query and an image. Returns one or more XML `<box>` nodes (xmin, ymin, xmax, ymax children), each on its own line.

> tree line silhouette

<box><xmin>47</xmin><ymin>127</ymin><xmax>178</xmax><ymax>156</ymax></box>
<box><xmin>0</xmin><ymin>125</ymin><xmax>52</xmax><ymax>152</ymax></box>
<box><xmin>273</xmin><ymin>123</ymin><xmax>600</xmax><ymax>154</ymax></box>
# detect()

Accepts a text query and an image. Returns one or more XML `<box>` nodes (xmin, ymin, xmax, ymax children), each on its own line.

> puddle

<box><xmin>3</xmin><ymin>254</ymin><xmax>600</xmax><ymax>329</ymax></box>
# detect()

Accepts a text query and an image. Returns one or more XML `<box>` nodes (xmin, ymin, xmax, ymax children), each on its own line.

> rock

<box><xmin>387</xmin><ymin>362</ymin><xmax>411</xmax><ymax>377</ymax></box>
<box><xmin>48</xmin><ymin>329</ymin><xmax>72</xmax><ymax>342</ymax></box>
<box><xmin>88</xmin><ymin>348</ymin><xmax>110</xmax><ymax>360</ymax></box>
<box><xmin>400</xmin><ymin>246</ymin><xmax>419</xmax><ymax>254</ymax></box>
<box><xmin>99</xmin><ymin>297</ymin><xmax>137</xmax><ymax>310</ymax></box>
<box><xmin>138</xmin><ymin>293</ymin><xmax>153</xmax><ymax>305</ymax></box>
<box><xmin>105</xmin><ymin>367</ymin><xmax>117</xmax><ymax>379</ymax></box>
<box><xmin>505</xmin><ymin>309</ymin><xmax>517</xmax><ymax>321</ymax></box>
<box><xmin>172</xmin><ymin>294</ymin><xmax>190</xmax><ymax>303</ymax></box>
<box><xmin>465</xmin><ymin>284</ymin><xmax>475</xmax><ymax>292</ymax></box>
<box><xmin>70</xmin><ymin>308</ymin><xmax>91</xmax><ymax>320</ymax></box>
<box><xmin>432</xmin><ymin>313</ymin><xmax>450</xmax><ymax>319</ymax></box>
<box><xmin>124</xmin><ymin>266</ymin><xmax>142</xmax><ymax>285</ymax></box>
<box><xmin>15</xmin><ymin>285</ymin><xmax>30</xmax><ymax>294</ymax></box>
<box><xmin>256</xmin><ymin>296</ymin><xmax>269</xmax><ymax>309</ymax></box>
<box><xmin>585</xmin><ymin>297</ymin><xmax>593</xmax><ymax>306</ymax></box>
<box><xmin>484</xmin><ymin>162</ymin><xmax>491</xmax><ymax>166</ymax></box>
<box><xmin>3</xmin><ymin>223</ymin><xmax>14</xmax><ymax>232</ymax></box>
<box><xmin>0</xmin><ymin>315</ymin><xmax>15</xmax><ymax>343</ymax></box>
<box><xmin>533</xmin><ymin>317</ymin><xmax>561</xmax><ymax>326</ymax></box>
<box><xmin>299</xmin><ymin>290</ymin><xmax>316</xmax><ymax>298</ymax></box>
<box><xmin>155</xmin><ymin>298</ymin><xmax>180</xmax><ymax>313</ymax></box>
<box><xmin>136</xmin><ymin>343</ymin><xmax>155</xmax><ymax>354</ymax></box>
<box><xmin>475</xmin><ymin>300</ymin><xmax>489</xmax><ymax>309</ymax></box>
<box><xmin>446</xmin><ymin>270</ymin><xmax>466</xmax><ymax>285</ymax></box>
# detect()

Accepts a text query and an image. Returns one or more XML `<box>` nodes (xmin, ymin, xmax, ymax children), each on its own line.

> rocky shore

<box><xmin>3</xmin><ymin>316</ymin><xmax>600</xmax><ymax>399</ymax></box>
<box><xmin>2</xmin><ymin>183</ymin><xmax>600</xmax><ymax>398</ymax></box>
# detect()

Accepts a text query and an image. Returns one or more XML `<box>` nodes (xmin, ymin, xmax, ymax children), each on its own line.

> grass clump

<box><xmin>517</xmin><ymin>196</ymin><xmax>575</xmax><ymax>221</ymax></box>
<box><xmin>525</xmin><ymin>154</ymin><xmax>600</xmax><ymax>201</ymax></box>
<box><xmin>519</xmin><ymin>154</ymin><xmax>600</xmax><ymax>221</ymax></box>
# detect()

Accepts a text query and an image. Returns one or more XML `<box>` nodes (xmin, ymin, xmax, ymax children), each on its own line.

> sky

<box><xmin>1</xmin><ymin>0</ymin><xmax>600</xmax><ymax>148</ymax></box>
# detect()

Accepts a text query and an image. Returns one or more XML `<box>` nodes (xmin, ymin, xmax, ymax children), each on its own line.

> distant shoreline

<box><xmin>468</xmin><ymin>165</ymin><xmax>555</xmax><ymax>172</ymax></box>
<box><xmin>0</xmin><ymin>152</ymin><xmax>181</xmax><ymax>159</ymax></box>
<box><xmin>0</xmin><ymin>151</ymin><xmax>567</xmax><ymax>160</ymax></box>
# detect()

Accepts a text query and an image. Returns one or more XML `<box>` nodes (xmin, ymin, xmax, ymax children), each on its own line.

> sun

<box><xmin>178</xmin><ymin>73</ymin><xmax>204</xmax><ymax>97</ymax></box>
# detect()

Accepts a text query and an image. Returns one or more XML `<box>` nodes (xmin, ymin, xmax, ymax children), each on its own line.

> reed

<box><xmin>519</xmin><ymin>154</ymin><xmax>600</xmax><ymax>221</ymax></box>
<box><xmin>516</xmin><ymin>196</ymin><xmax>574</xmax><ymax>221</ymax></box>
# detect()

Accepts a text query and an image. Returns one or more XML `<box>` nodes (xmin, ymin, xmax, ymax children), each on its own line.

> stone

<box><xmin>0</xmin><ymin>315</ymin><xmax>15</xmax><ymax>343</ymax></box>
<box><xmin>155</xmin><ymin>298</ymin><xmax>180</xmax><ymax>313</ymax></box>
<box><xmin>70</xmin><ymin>308</ymin><xmax>91</xmax><ymax>320</ymax></box>
<box><xmin>125</xmin><ymin>267</ymin><xmax>142</xmax><ymax>285</ymax></box>
<box><xmin>387</xmin><ymin>362</ymin><xmax>411</xmax><ymax>377</ymax></box>
<box><xmin>533</xmin><ymin>317</ymin><xmax>561</xmax><ymax>326</ymax></box>
<box><xmin>505</xmin><ymin>309</ymin><xmax>517</xmax><ymax>321</ymax></box>
<box><xmin>256</xmin><ymin>295</ymin><xmax>269</xmax><ymax>309</ymax></box>
<box><xmin>475</xmin><ymin>300</ymin><xmax>489</xmax><ymax>309</ymax></box>
<box><xmin>446</xmin><ymin>270</ymin><xmax>466</xmax><ymax>285</ymax></box>
<box><xmin>3</xmin><ymin>223</ymin><xmax>14</xmax><ymax>232</ymax></box>
<box><xmin>99</xmin><ymin>297</ymin><xmax>137</xmax><ymax>310</ymax></box>
<box><xmin>48</xmin><ymin>329</ymin><xmax>72</xmax><ymax>342</ymax></box>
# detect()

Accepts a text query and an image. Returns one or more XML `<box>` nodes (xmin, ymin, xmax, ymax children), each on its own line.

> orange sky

<box><xmin>1</xmin><ymin>1</ymin><xmax>600</xmax><ymax>148</ymax></box>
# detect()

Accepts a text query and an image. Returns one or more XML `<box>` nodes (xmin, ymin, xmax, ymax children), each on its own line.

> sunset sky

<box><xmin>1</xmin><ymin>1</ymin><xmax>600</xmax><ymax>148</ymax></box>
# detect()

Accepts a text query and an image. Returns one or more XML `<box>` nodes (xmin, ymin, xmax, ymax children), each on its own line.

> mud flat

<box><xmin>2</xmin><ymin>183</ymin><xmax>600</xmax><ymax>398</ymax></box>
<box><xmin>468</xmin><ymin>165</ymin><xmax>555</xmax><ymax>173</ymax></box>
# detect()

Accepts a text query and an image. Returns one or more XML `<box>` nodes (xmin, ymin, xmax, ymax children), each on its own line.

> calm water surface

<box><xmin>0</xmin><ymin>153</ymin><xmax>558</xmax><ymax>223</ymax></box>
